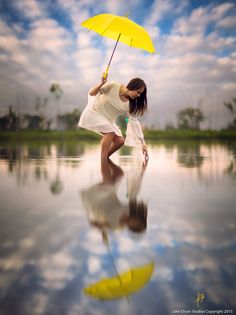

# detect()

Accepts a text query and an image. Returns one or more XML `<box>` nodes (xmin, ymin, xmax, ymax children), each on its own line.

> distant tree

<box><xmin>58</xmin><ymin>109</ymin><xmax>81</xmax><ymax>130</ymax></box>
<box><xmin>23</xmin><ymin>114</ymin><xmax>45</xmax><ymax>129</ymax></box>
<box><xmin>165</xmin><ymin>121</ymin><xmax>175</xmax><ymax>130</ymax></box>
<box><xmin>0</xmin><ymin>106</ymin><xmax>20</xmax><ymax>130</ymax></box>
<box><xmin>34</xmin><ymin>96</ymin><xmax>50</xmax><ymax>129</ymax></box>
<box><xmin>177</xmin><ymin>107</ymin><xmax>205</xmax><ymax>130</ymax></box>
<box><xmin>49</xmin><ymin>83</ymin><xmax>63</xmax><ymax>129</ymax></box>
<box><xmin>49</xmin><ymin>83</ymin><xmax>63</xmax><ymax>99</ymax></box>
<box><xmin>35</xmin><ymin>96</ymin><xmax>48</xmax><ymax>114</ymax></box>
<box><xmin>223</xmin><ymin>97</ymin><xmax>236</xmax><ymax>129</ymax></box>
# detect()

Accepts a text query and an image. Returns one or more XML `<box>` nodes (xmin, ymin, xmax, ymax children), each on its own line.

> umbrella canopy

<box><xmin>81</xmin><ymin>13</ymin><xmax>155</xmax><ymax>77</ymax></box>
<box><xmin>82</xmin><ymin>13</ymin><xmax>155</xmax><ymax>53</ymax></box>
<box><xmin>83</xmin><ymin>261</ymin><xmax>154</xmax><ymax>300</ymax></box>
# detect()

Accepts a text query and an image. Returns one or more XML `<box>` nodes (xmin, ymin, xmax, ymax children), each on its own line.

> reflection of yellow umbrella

<box><xmin>83</xmin><ymin>261</ymin><xmax>154</xmax><ymax>300</ymax></box>
<box><xmin>81</xmin><ymin>13</ymin><xmax>155</xmax><ymax>78</ymax></box>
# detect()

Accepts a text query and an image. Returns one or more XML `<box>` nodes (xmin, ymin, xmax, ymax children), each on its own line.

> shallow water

<box><xmin>0</xmin><ymin>140</ymin><xmax>235</xmax><ymax>315</ymax></box>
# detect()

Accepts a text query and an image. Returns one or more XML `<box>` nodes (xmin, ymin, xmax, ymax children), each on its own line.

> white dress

<box><xmin>80</xmin><ymin>181</ymin><xmax>128</xmax><ymax>231</ymax></box>
<box><xmin>80</xmin><ymin>163</ymin><xmax>145</xmax><ymax>231</ymax></box>
<box><xmin>78</xmin><ymin>81</ymin><xmax>145</xmax><ymax>146</ymax></box>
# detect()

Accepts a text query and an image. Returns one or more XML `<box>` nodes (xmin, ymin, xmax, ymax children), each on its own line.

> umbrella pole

<box><xmin>103</xmin><ymin>33</ymin><xmax>121</xmax><ymax>79</ymax></box>
<box><xmin>106</xmin><ymin>243</ymin><xmax>130</xmax><ymax>302</ymax></box>
<box><xmin>106</xmin><ymin>242</ymin><xmax>121</xmax><ymax>282</ymax></box>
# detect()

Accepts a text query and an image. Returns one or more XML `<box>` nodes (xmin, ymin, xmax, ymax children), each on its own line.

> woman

<box><xmin>78</xmin><ymin>75</ymin><xmax>148</xmax><ymax>160</ymax></box>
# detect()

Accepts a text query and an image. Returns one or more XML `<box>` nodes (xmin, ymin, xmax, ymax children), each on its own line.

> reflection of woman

<box><xmin>80</xmin><ymin>158</ymin><xmax>148</xmax><ymax>242</ymax></box>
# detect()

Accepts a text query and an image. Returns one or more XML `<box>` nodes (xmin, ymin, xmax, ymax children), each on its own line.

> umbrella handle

<box><xmin>103</xmin><ymin>67</ymin><xmax>109</xmax><ymax>80</ymax></box>
<box><xmin>103</xmin><ymin>33</ymin><xmax>121</xmax><ymax>80</ymax></box>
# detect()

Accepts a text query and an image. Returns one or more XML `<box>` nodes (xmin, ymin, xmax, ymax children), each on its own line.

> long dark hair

<box><xmin>127</xmin><ymin>200</ymin><xmax>147</xmax><ymax>233</ymax></box>
<box><xmin>126</xmin><ymin>78</ymin><xmax>147</xmax><ymax>116</ymax></box>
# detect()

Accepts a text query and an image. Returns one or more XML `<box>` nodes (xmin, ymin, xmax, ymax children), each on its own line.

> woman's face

<box><xmin>128</xmin><ymin>86</ymin><xmax>145</xmax><ymax>99</ymax></box>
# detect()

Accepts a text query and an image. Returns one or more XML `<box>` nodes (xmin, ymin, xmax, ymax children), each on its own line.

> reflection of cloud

<box><xmin>0</xmin><ymin>253</ymin><xmax>25</xmax><ymax>270</ymax></box>
<box><xmin>29</xmin><ymin>293</ymin><xmax>48</xmax><ymax>315</ymax></box>
<box><xmin>19</xmin><ymin>237</ymin><xmax>35</xmax><ymax>249</ymax></box>
<box><xmin>83</xmin><ymin>230</ymin><xmax>107</xmax><ymax>255</ymax></box>
<box><xmin>117</xmin><ymin>236</ymin><xmax>135</xmax><ymax>253</ymax></box>
<box><xmin>88</xmin><ymin>256</ymin><xmax>101</xmax><ymax>274</ymax></box>
<box><xmin>38</xmin><ymin>250</ymin><xmax>76</xmax><ymax>289</ymax></box>
<box><xmin>140</xmin><ymin>197</ymin><xmax>236</xmax><ymax>309</ymax></box>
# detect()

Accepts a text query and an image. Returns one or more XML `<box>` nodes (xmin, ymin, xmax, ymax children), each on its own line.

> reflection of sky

<box><xmin>0</xmin><ymin>142</ymin><xmax>235</xmax><ymax>315</ymax></box>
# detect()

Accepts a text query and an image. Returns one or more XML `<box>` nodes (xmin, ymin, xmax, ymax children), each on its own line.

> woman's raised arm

<box><xmin>89</xmin><ymin>74</ymin><xmax>107</xmax><ymax>96</ymax></box>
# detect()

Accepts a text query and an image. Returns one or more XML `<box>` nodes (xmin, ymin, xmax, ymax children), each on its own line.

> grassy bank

<box><xmin>0</xmin><ymin>129</ymin><xmax>236</xmax><ymax>141</ymax></box>
<box><xmin>144</xmin><ymin>129</ymin><xmax>236</xmax><ymax>140</ymax></box>
<box><xmin>0</xmin><ymin>129</ymin><xmax>100</xmax><ymax>141</ymax></box>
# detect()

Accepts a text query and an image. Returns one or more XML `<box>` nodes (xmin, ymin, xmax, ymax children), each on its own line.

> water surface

<box><xmin>0</xmin><ymin>140</ymin><xmax>235</xmax><ymax>315</ymax></box>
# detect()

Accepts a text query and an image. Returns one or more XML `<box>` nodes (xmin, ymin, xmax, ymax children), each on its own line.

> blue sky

<box><xmin>0</xmin><ymin>0</ymin><xmax>236</xmax><ymax>129</ymax></box>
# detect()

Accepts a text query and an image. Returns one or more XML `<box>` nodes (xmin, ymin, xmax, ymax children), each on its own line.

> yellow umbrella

<box><xmin>81</xmin><ymin>13</ymin><xmax>155</xmax><ymax>78</ymax></box>
<box><xmin>83</xmin><ymin>261</ymin><xmax>154</xmax><ymax>300</ymax></box>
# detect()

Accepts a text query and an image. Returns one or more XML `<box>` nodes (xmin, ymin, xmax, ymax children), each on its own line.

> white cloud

<box><xmin>57</xmin><ymin>0</ymin><xmax>93</xmax><ymax>33</ymax></box>
<box><xmin>173</xmin><ymin>7</ymin><xmax>208</xmax><ymax>35</ymax></box>
<box><xmin>173</xmin><ymin>2</ymin><xmax>234</xmax><ymax>36</ymax></box>
<box><xmin>0</xmin><ymin>34</ymin><xmax>20</xmax><ymax>51</ymax></box>
<box><xmin>28</xmin><ymin>19</ymin><xmax>73</xmax><ymax>52</ymax></box>
<box><xmin>0</xmin><ymin>19</ymin><xmax>12</xmax><ymax>35</ymax></box>
<box><xmin>211</xmin><ymin>2</ymin><xmax>234</xmax><ymax>19</ymax></box>
<box><xmin>147</xmin><ymin>0</ymin><xmax>188</xmax><ymax>25</ymax></box>
<box><xmin>217</xmin><ymin>14</ymin><xmax>236</xmax><ymax>28</ymax></box>
<box><xmin>165</xmin><ymin>32</ymin><xmax>236</xmax><ymax>56</ymax></box>
<box><xmin>14</xmin><ymin>0</ymin><xmax>44</xmax><ymax>19</ymax></box>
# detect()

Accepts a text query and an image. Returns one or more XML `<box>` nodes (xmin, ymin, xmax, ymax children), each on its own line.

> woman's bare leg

<box><xmin>101</xmin><ymin>132</ymin><xmax>115</xmax><ymax>159</ymax></box>
<box><xmin>108</xmin><ymin>135</ymin><xmax>124</xmax><ymax>157</ymax></box>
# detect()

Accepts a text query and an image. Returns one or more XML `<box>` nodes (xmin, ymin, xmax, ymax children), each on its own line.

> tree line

<box><xmin>0</xmin><ymin>83</ymin><xmax>80</xmax><ymax>131</ymax></box>
<box><xmin>0</xmin><ymin>83</ymin><xmax>235</xmax><ymax>131</ymax></box>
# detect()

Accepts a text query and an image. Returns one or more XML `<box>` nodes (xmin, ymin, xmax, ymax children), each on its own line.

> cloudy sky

<box><xmin>0</xmin><ymin>0</ymin><xmax>236</xmax><ymax>129</ymax></box>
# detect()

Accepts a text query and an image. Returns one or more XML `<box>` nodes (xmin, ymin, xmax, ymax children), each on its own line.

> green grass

<box><xmin>143</xmin><ymin>129</ymin><xmax>236</xmax><ymax>140</ymax></box>
<box><xmin>0</xmin><ymin>129</ymin><xmax>100</xmax><ymax>141</ymax></box>
<box><xmin>0</xmin><ymin>129</ymin><xmax>236</xmax><ymax>141</ymax></box>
